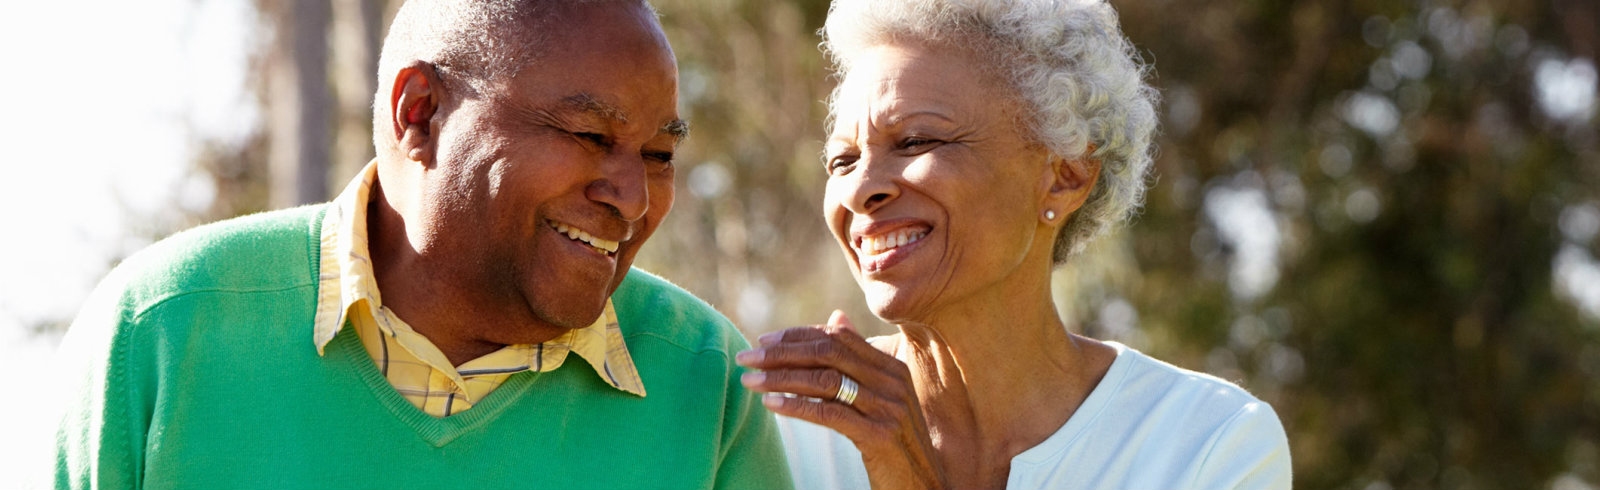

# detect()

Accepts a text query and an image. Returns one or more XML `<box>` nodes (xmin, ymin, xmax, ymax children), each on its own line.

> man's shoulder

<box><xmin>611</xmin><ymin>268</ymin><xmax>750</xmax><ymax>357</ymax></box>
<box><xmin>98</xmin><ymin>204</ymin><xmax>327</xmax><ymax>316</ymax></box>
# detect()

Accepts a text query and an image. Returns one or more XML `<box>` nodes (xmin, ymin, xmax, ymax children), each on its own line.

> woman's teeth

<box><xmin>857</xmin><ymin>229</ymin><xmax>926</xmax><ymax>255</ymax></box>
<box><xmin>551</xmin><ymin>220</ymin><xmax>619</xmax><ymax>255</ymax></box>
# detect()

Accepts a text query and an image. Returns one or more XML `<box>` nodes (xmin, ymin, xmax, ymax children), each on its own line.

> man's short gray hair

<box><xmin>373</xmin><ymin>0</ymin><xmax>655</xmax><ymax>154</ymax></box>
<box><xmin>378</xmin><ymin>0</ymin><xmax>654</xmax><ymax>89</ymax></box>
<box><xmin>822</xmin><ymin>0</ymin><xmax>1159</xmax><ymax>262</ymax></box>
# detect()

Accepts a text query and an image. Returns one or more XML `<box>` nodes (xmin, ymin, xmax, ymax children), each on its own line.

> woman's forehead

<box><xmin>831</xmin><ymin>43</ymin><xmax>1014</xmax><ymax>130</ymax></box>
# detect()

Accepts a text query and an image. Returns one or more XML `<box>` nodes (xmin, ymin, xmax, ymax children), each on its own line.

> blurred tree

<box><xmin>224</xmin><ymin>0</ymin><xmax>386</xmax><ymax>216</ymax></box>
<box><xmin>327</xmin><ymin>0</ymin><xmax>387</xmax><ymax>189</ymax></box>
<box><xmin>1109</xmin><ymin>0</ymin><xmax>1600</xmax><ymax>488</ymax></box>
<box><xmin>261</xmin><ymin>0</ymin><xmax>332</xmax><ymax>208</ymax></box>
<box><xmin>644</xmin><ymin>0</ymin><xmax>878</xmax><ymax>334</ymax></box>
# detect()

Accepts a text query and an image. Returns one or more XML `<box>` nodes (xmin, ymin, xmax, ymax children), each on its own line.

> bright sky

<box><xmin>0</xmin><ymin>0</ymin><xmax>256</xmax><ymax>485</ymax></box>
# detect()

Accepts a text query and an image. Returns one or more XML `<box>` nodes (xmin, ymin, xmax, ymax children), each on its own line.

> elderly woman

<box><xmin>735</xmin><ymin>0</ymin><xmax>1291</xmax><ymax>488</ymax></box>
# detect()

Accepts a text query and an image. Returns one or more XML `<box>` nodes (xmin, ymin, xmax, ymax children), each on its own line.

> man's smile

<box><xmin>547</xmin><ymin>219</ymin><xmax>620</xmax><ymax>256</ymax></box>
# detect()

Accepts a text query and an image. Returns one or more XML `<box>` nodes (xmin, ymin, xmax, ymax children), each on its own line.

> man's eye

<box><xmin>574</xmin><ymin>132</ymin><xmax>609</xmax><ymax>147</ymax></box>
<box><xmin>644</xmin><ymin>151</ymin><xmax>675</xmax><ymax>168</ymax></box>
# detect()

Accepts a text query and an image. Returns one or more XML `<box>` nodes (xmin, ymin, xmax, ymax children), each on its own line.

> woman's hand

<box><xmin>736</xmin><ymin>311</ymin><xmax>947</xmax><ymax>490</ymax></box>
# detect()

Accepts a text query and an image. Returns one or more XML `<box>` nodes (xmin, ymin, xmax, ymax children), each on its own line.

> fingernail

<box><xmin>741</xmin><ymin>371</ymin><xmax>765</xmax><ymax>386</ymax></box>
<box><xmin>762</xmin><ymin>393</ymin><xmax>786</xmax><ymax>408</ymax></box>
<box><xmin>735</xmin><ymin>349</ymin><xmax>762</xmax><ymax>364</ymax></box>
<box><xmin>757</xmin><ymin>332</ymin><xmax>781</xmax><ymax>345</ymax></box>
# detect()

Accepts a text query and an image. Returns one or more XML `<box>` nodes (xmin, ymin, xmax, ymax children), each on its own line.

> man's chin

<box><xmin>528</xmin><ymin>295</ymin><xmax>611</xmax><ymax>330</ymax></box>
<box><xmin>514</xmin><ymin>259</ymin><xmax>632</xmax><ymax>338</ymax></box>
<box><xmin>489</xmin><ymin>304</ymin><xmax>603</xmax><ymax>346</ymax></box>
<box><xmin>551</xmin><ymin>307</ymin><xmax>608</xmax><ymax>330</ymax></box>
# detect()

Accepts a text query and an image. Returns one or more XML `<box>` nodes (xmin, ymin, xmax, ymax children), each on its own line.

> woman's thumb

<box><xmin>827</xmin><ymin>309</ymin><xmax>856</xmax><ymax>332</ymax></box>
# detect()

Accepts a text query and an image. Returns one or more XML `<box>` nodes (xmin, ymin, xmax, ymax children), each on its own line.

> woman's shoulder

<box><xmin>1010</xmin><ymin>343</ymin><xmax>1291</xmax><ymax>488</ymax></box>
<box><xmin>1103</xmin><ymin>343</ymin><xmax>1270</xmax><ymax>417</ymax></box>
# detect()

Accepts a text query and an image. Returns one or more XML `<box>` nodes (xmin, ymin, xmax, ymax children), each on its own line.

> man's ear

<box><xmin>1039</xmin><ymin>145</ymin><xmax>1102</xmax><ymax>224</ymax></box>
<box><xmin>389</xmin><ymin>61</ymin><xmax>442</xmax><ymax>165</ymax></box>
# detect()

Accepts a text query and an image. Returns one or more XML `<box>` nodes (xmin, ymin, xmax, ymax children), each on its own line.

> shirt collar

<box><xmin>311</xmin><ymin>160</ymin><xmax>645</xmax><ymax>396</ymax></box>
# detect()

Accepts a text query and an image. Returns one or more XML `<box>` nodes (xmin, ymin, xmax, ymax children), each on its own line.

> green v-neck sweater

<box><xmin>54</xmin><ymin>204</ymin><xmax>794</xmax><ymax>489</ymax></box>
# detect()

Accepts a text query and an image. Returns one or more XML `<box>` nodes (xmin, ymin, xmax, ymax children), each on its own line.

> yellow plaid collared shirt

<box><xmin>311</xmin><ymin>161</ymin><xmax>646</xmax><ymax>417</ymax></box>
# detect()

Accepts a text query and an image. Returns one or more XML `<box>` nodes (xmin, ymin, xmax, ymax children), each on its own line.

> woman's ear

<box><xmin>389</xmin><ymin>61</ymin><xmax>442</xmax><ymax>165</ymax></box>
<box><xmin>1040</xmin><ymin>145</ymin><xmax>1102</xmax><ymax>224</ymax></box>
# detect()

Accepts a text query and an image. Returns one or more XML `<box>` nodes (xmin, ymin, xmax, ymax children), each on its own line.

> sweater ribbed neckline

<box><xmin>325</xmin><ymin>328</ymin><xmax>544</xmax><ymax>447</ymax></box>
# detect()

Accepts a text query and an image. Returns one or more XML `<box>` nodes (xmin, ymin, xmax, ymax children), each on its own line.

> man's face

<box><xmin>425</xmin><ymin>2</ymin><xmax>682</xmax><ymax>337</ymax></box>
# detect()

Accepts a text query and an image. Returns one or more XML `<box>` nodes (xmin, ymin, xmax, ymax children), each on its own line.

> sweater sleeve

<box><xmin>1193</xmin><ymin>401</ymin><xmax>1294</xmax><ymax>490</ymax></box>
<box><xmin>713</xmin><ymin>335</ymin><xmax>796</xmax><ymax>490</ymax></box>
<box><xmin>54</xmin><ymin>267</ymin><xmax>151</xmax><ymax>490</ymax></box>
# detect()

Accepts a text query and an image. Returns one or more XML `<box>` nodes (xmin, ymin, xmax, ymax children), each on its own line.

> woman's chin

<box><xmin>861</xmin><ymin>283</ymin><xmax>929</xmax><ymax>325</ymax></box>
<box><xmin>865</xmin><ymin>302</ymin><xmax>900</xmax><ymax>323</ymax></box>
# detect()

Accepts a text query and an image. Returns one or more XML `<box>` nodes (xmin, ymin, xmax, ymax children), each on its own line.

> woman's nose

<box><xmin>836</xmin><ymin>152</ymin><xmax>900</xmax><ymax>215</ymax></box>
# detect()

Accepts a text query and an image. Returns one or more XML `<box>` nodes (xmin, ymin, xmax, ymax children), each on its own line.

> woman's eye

<box><xmin>900</xmin><ymin>137</ymin><xmax>940</xmax><ymax>150</ymax></box>
<box><xmin>825</xmin><ymin>155</ymin><xmax>858</xmax><ymax>175</ymax></box>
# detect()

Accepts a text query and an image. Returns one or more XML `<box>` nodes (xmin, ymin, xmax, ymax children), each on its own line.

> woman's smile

<box><xmin>853</xmin><ymin>224</ymin><xmax>932</xmax><ymax>272</ymax></box>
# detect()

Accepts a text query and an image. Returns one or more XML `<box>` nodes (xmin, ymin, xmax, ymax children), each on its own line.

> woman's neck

<box><xmin>890</xmin><ymin>280</ymin><xmax>1115</xmax><ymax>488</ymax></box>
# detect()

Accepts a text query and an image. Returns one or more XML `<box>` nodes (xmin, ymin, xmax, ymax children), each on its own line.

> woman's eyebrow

<box><xmin>883</xmin><ymin>109</ymin><xmax>958</xmax><ymax>127</ymax></box>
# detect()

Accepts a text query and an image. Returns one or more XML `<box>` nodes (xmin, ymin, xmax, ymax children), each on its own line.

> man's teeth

<box><xmin>857</xmin><ymin>229</ymin><xmax>927</xmax><ymax>255</ymax></box>
<box><xmin>552</xmin><ymin>221</ymin><xmax>619</xmax><ymax>254</ymax></box>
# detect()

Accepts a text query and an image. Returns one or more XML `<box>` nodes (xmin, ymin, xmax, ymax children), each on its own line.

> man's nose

<box><xmin>586</xmin><ymin>151</ymin><xmax>650</xmax><ymax>222</ymax></box>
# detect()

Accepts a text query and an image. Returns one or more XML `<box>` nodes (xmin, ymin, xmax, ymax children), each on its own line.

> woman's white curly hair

<box><xmin>822</xmin><ymin>0</ymin><xmax>1159</xmax><ymax>262</ymax></box>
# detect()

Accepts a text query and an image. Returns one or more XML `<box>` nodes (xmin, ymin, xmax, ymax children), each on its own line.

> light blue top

<box><xmin>777</xmin><ymin>341</ymin><xmax>1292</xmax><ymax>489</ymax></box>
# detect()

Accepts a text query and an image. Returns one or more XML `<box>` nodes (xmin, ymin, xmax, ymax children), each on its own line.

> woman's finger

<box><xmin>754</xmin><ymin>310</ymin><xmax>857</xmax><ymax>345</ymax></box>
<box><xmin>737</xmin><ymin>337</ymin><xmax>841</xmax><ymax>369</ymax></box>
<box><xmin>760</xmin><ymin>391</ymin><xmax>885</xmax><ymax>440</ymax></box>
<box><xmin>741</xmin><ymin>367</ymin><xmax>858</xmax><ymax>403</ymax></box>
<box><xmin>750</xmin><ymin>312</ymin><xmax>944</xmax><ymax>489</ymax></box>
<box><xmin>740</xmin><ymin>337</ymin><xmax>903</xmax><ymax>380</ymax></box>
<box><xmin>827</xmin><ymin>309</ymin><xmax>857</xmax><ymax>333</ymax></box>
<box><xmin>756</xmin><ymin>323</ymin><xmax>835</xmax><ymax>346</ymax></box>
<box><xmin>741</xmin><ymin>317</ymin><xmax>901</xmax><ymax>375</ymax></box>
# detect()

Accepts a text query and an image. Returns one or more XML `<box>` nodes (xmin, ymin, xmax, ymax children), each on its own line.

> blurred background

<box><xmin>2</xmin><ymin>0</ymin><xmax>1597</xmax><ymax>488</ymax></box>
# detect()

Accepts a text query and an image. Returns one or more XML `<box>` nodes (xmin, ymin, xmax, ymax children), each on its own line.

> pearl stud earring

<box><xmin>1045</xmin><ymin>210</ymin><xmax>1057</xmax><ymax>221</ymax></box>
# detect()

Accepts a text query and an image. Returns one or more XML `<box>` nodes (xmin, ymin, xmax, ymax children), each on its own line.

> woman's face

<box><xmin>823</xmin><ymin>42</ymin><xmax>1062</xmax><ymax>323</ymax></box>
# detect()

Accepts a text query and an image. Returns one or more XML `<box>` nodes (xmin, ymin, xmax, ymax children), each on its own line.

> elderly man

<box><xmin>52</xmin><ymin>1</ymin><xmax>792</xmax><ymax>488</ymax></box>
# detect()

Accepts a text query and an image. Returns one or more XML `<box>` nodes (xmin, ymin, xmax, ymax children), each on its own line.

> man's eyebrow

<box><xmin>560</xmin><ymin>93</ymin><xmax>687</xmax><ymax>143</ymax></box>
<box><xmin>663</xmin><ymin>119</ymin><xmax>690</xmax><ymax>144</ymax></box>
<box><xmin>561</xmin><ymin>93</ymin><xmax>629</xmax><ymax>123</ymax></box>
